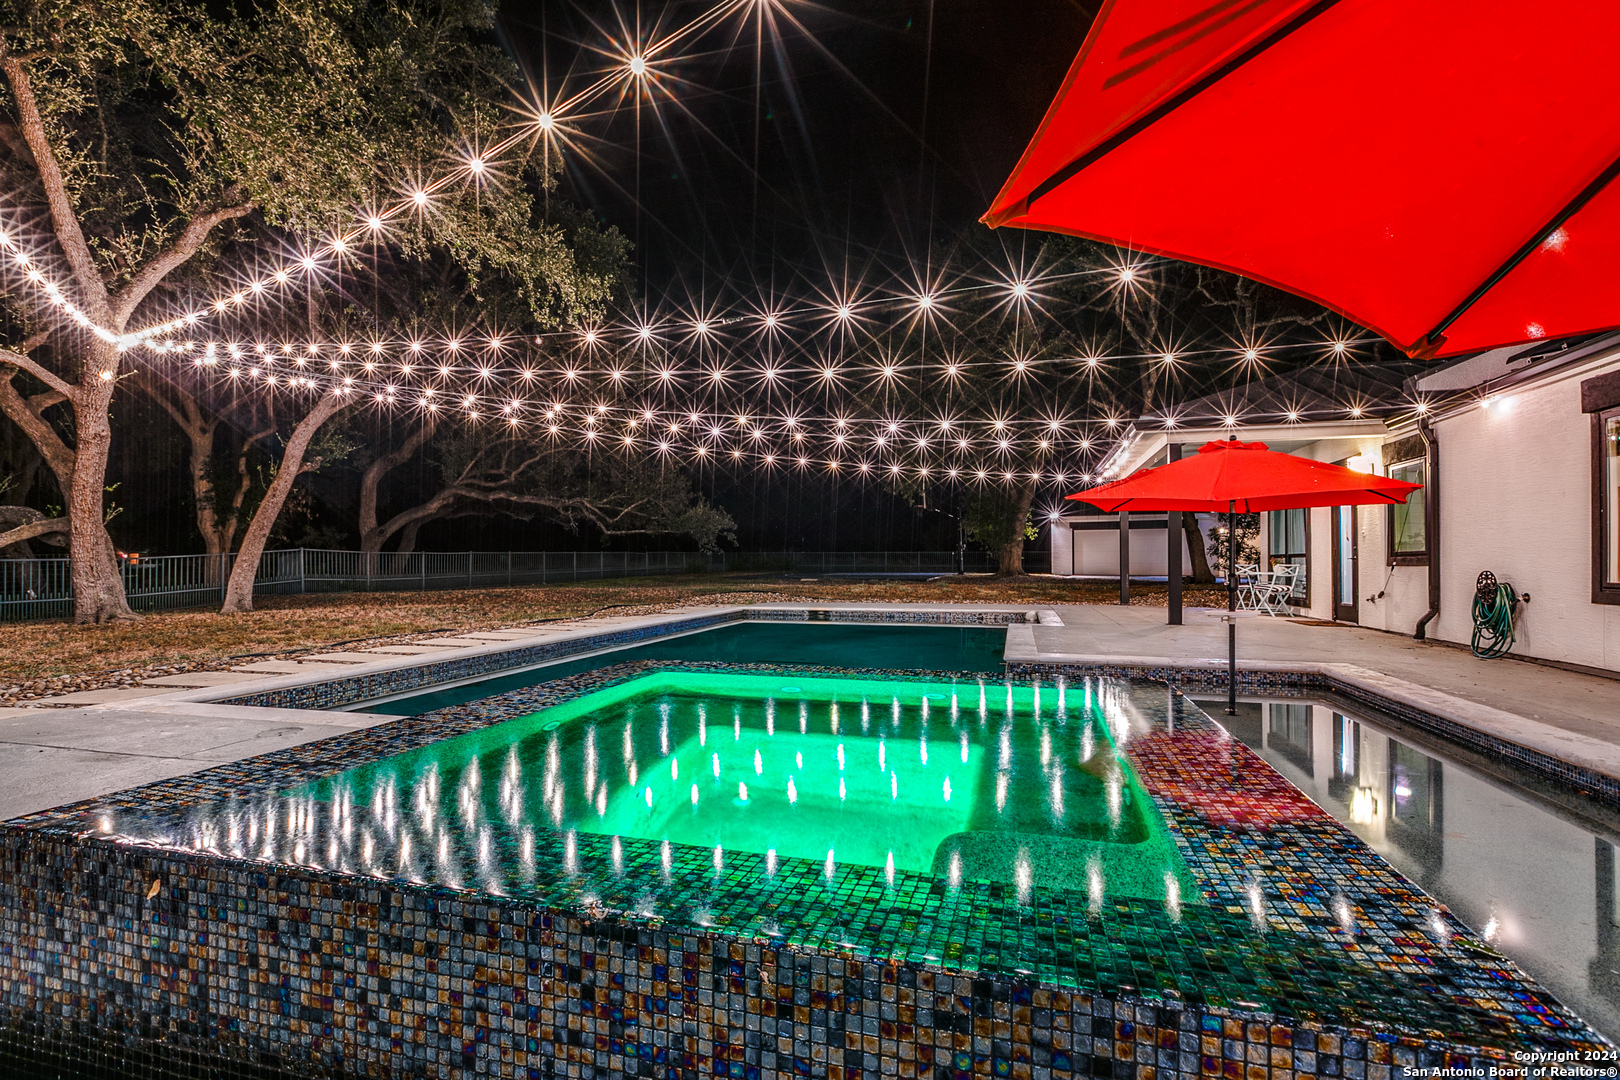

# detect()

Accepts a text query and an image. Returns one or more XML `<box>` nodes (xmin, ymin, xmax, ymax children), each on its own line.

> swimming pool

<box><xmin>356</xmin><ymin>621</ymin><xmax>1009</xmax><ymax>714</ymax></box>
<box><xmin>1211</xmin><ymin>694</ymin><xmax>1620</xmax><ymax>1042</ymax></box>
<box><xmin>145</xmin><ymin>671</ymin><xmax>1193</xmax><ymax>905</ymax></box>
<box><xmin>6</xmin><ymin>662</ymin><xmax>1609</xmax><ymax>1076</ymax></box>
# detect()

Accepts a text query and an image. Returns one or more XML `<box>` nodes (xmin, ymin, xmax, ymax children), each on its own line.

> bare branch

<box><xmin>0</xmin><ymin>347</ymin><xmax>73</xmax><ymax>399</ymax></box>
<box><xmin>0</xmin><ymin>47</ymin><xmax>109</xmax><ymax>314</ymax></box>
<box><xmin>111</xmin><ymin>193</ymin><xmax>255</xmax><ymax>324</ymax></box>
<box><xmin>0</xmin><ymin>515</ymin><xmax>67</xmax><ymax>548</ymax></box>
<box><xmin>0</xmin><ymin>368</ymin><xmax>73</xmax><ymax>487</ymax></box>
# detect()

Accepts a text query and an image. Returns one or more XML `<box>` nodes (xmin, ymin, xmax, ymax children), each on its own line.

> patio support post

<box><xmin>1227</xmin><ymin>497</ymin><xmax>1238</xmax><ymax>715</ymax></box>
<box><xmin>1168</xmin><ymin>444</ymin><xmax>1183</xmax><ymax>625</ymax></box>
<box><xmin>1118</xmin><ymin>511</ymin><xmax>1130</xmax><ymax>605</ymax></box>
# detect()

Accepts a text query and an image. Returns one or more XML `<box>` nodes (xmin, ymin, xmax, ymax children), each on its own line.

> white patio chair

<box><xmin>1234</xmin><ymin>563</ymin><xmax>1263</xmax><ymax>610</ymax></box>
<box><xmin>1253</xmin><ymin>563</ymin><xmax>1302</xmax><ymax>616</ymax></box>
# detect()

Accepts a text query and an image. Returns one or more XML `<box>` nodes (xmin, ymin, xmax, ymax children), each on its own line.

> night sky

<box><xmin>500</xmin><ymin>0</ymin><xmax>1096</xmax><ymax>302</ymax></box>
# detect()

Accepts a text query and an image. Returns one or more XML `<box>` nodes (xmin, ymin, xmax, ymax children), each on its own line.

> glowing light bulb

<box><xmin>628</xmin><ymin>56</ymin><xmax>647</xmax><ymax>76</ymax></box>
<box><xmin>537</xmin><ymin>113</ymin><xmax>555</xmax><ymax>130</ymax></box>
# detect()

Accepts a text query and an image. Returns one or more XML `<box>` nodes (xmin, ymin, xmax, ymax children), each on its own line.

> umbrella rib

<box><xmin>1024</xmin><ymin>0</ymin><xmax>1344</xmax><ymax>210</ymax></box>
<box><xmin>1423</xmin><ymin>150</ymin><xmax>1620</xmax><ymax>351</ymax></box>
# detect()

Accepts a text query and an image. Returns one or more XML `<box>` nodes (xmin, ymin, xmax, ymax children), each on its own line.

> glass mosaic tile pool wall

<box><xmin>0</xmin><ymin>664</ymin><xmax>1610</xmax><ymax>1079</ymax></box>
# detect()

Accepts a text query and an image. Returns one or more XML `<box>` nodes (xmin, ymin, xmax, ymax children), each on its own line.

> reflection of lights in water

<box><xmin>950</xmin><ymin>693</ymin><xmax>959</xmax><ymax>722</ymax></box>
<box><xmin>959</xmin><ymin>733</ymin><xmax>969</xmax><ymax>763</ymax></box>
<box><xmin>713</xmin><ymin>845</ymin><xmax>723</xmax><ymax>871</ymax></box>
<box><xmin>839</xmin><ymin>778</ymin><xmax>846</xmax><ymax>801</ymax></box>
<box><xmin>478</xmin><ymin>828</ymin><xmax>490</xmax><ymax>863</ymax></box>
<box><xmin>711</xmin><ymin>753</ymin><xmax>720</xmax><ymax>778</ymax></box>
<box><xmin>624</xmin><ymin>722</ymin><xmax>634</xmax><ymax>762</ymax></box>
<box><xmin>795</xmin><ymin>751</ymin><xmax>803</xmax><ymax>770</ymax></box>
<box><xmin>644</xmin><ymin>787</ymin><xmax>653</xmax><ymax>808</ymax></box>
<box><xmin>824</xmin><ymin>849</ymin><xmax>836</xmax><ymax>880</ymax></box>
<box><xmin>100</xmin><ymin>815</ymin><xmax>112</xmax><ymax>833</ymax></box>
<box><xmin>523</xmin><ymin>828</ymin><xmax>534</xmax><ymax>869</ymax></box>
<box><xmin>878</xmin><ymin>740</ymin><xmax>886</xmax><ymax>772</ymax></box>
<box><xmin>564</xmin><ymin>830</ymin><xmax>577</xmax><ymax>874</ymax></box>
<box><xmin>766</xmin><ymin>849</ymin><xmax>777</xmax><ymax>875</ymax></box>
<box><xmin>584</xmin><ymin>727</ymin><xmax>598</xmax><ymax>794</ymax></box>
<box><xmin>885</xmin><ymin>850</ymin><xmax>895</xmax><ymax>887</ymax></box>
<box><xmin>1106</xmin><ymin>772</ymin><xmax>1121</xmax><ymax>829</ymax></box>
<box><xmin>1246</xmin><ymin>882</ymin><xmax>1265</xmax><ymax>930</ymax></box>
<box><xmin>1041</xmin><ymin>728</ymin><xmax>1051</xmax><ymax>768</ymax></box>
<box><xmin>661</xmin><ymin>839</ymin><xmax>672</xmax><ymax>876</ymax></box>
<box><xmin>996</xmin><ymin>772</ymin><xmax>1008</xmax><ymax>811</ymax></box>
<box><xmin>1349</xmin><ymin>787</ymin><xmax>1379</xmax><ymax>825</ymax></box>
<box><xmin>921</xmin><ymin>696</ymin><xmax>930</xmax><ymax>721</ymax></box>
<box><xmin>628</xmin><ymin>761</ymin><xmax>637</xmax><ymax>786</ymax></box>
<box><xmin>690</xmin><ymin>784</ymin><xmax>699</xmax><ymax>806</ymax></box>
<box><xmin>1049</xmin><ymin>766</ymin><xmax>1064</xmax><ymax>821</ymax></box>
<box><xmin>830</xmin><ymin>701</ymin><xmax>839</xmax><ymax>734</ymax></box>
<box><xmin>1333</xmin><ymin>895</ymin><xmax>1354</xmax><ymax>932</ymax></box>
<box><xmin>699</xmin><ymin>705</ymin><xmax>707</xmax><ymax>746</ymax></box>
<box><xmin>942</xmin><ymin>777</ymin><xmax>952</xmax><ymax>801</ymax></box>
<box><xmin>890</xmin><ymin>772</ymin><xmax>898</xmax><ymax>800</ymax></box>
<box><xmin>787</xmin><ymin>778</ymin><xmax>797</xmax><ymax>804</ymax></box>
<box><xmin>670</xmin><ymin>757</ymin><xmax>679</xmax><ymax>781</ymax></box>
<box><xmin>596</xmin><ymin>784</ymin><xmax>607</xmax><ymax>816</ymax></box>
<box><xmin>734</xmin><ymin>715</ymin><xmax>741</xmax><ymax>741</ymax></box>
<box><xmin>799</xmin><ymin>700</ymin><xmax>809</xmax><ymax>734</ymax></box>
<box><xmin>400</xmin><ymin>832</ymin><xmax>412</xmax><ymax>871</ymax></box>
<box><xmin>766</xmin><ymin>698</ymin><xmax>776</xmax><ymax>735</ymax></box>
<box><xmin>1015</xmin><ymin>849</ymin><xmax>1032</xmax><ymax>904</ymax></box>
<box><xmin>753</xmin><ymin>750</ymin><xmax>762</xmax><ymax>775</ymax></box>
<box><xmin>1057</xmin><ymin>680</ymin><xmax>1066</xmax><ymax>716</ymax></box>
<box><xmin>860</xmin><ymin>698</ymin><xmax>871</xmax><ymax>733</ymax></box>
<box><xmin>610</xmin><ymin>835</ymin><xmax>621</xmax><ymax>874</ymax></box>
<box><xmin>1087</xmin><ymin>858</ymin><xmax>1104</xmax><ymax>914</ymax></box>
<box><xmin>999</xmin><ymin>727</ymin><xmax>1011</xmax><ymax>770</ymax></box>
<box><xmin>737</xmin><ymin>782</ymin><xmax>748</xmax><ymax>802</ymax></box>
<box><xmin>948</xmin><ymin>851</ymin><xmax>962</xmax><ymax>889</ymax></box>
<box><xmin>328</xmin><ymin>838</ymin><xmax>339</xmax><ymax>865</ymax></box>
<box><xmin>363</xmin><ymin>833</ymin><xmax>374</xmax><ymax>865</ymax></box>
<box><xmin>978</xmin><ymin>681</ymin><xmax>987</xmax><ymax>720</ymax></box>
<box><xmin>837</xmin><ymin>744</ymin><xmax>845</xmax><ymax>770</ymax></box>
<box><xmin>1482</xmin><ymin>913</ymin><xmax>1500</xmax><ymax>943</ymax></box>
<box><xmin>1429</xmin><ymin>911</ymin><xmax>1451</xmax><ymax>944</ymax></box>
<box><xmin>1164</xmin><ymin>872</ymin><xmax>1181</xmax><ymax>922</ymax></box>
<box><xmin>1005</xmin><ymin>684</ymin><xmax>1014</xmax><ymax>717</ymax></box>
<box><xmin>919</xmin><ymin>737</ymin><xmax>928</xmax><ymax>765</ymax></box>
<box><xmin>660</xmin><ymin>714</ymin><xmax>670</xmax><ymax>754</ymax></box>
<box><xmin>1080</xmin><ymin>725</ymin><xmax>1094</xmax><ymax>764</ymax></box>
<box><xmin>890</xmin><ymin>697</ymin><xmax>901</xmax><ymax>727</ymax></box>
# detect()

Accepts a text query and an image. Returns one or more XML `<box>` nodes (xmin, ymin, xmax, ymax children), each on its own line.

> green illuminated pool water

<box><xmin>190</xmin><ymin>672</ymin><xmax>1194</xmax><ymax>905</ymax></box>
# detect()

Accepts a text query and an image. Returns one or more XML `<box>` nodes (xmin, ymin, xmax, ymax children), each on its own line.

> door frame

<box><xmin>1333</xmin><ymin>503</ymin><xmax>1358</xmax><ymax>623</ymax></box>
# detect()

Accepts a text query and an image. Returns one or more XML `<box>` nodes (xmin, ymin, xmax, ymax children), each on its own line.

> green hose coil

<box><xmin>1471</xmin><ymin>582</ymin><xmax>1518</xmax><ymax>659</ymax></box>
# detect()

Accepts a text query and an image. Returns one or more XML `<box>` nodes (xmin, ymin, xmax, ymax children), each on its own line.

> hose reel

<box><xmin>1471</xmin><ymin>570</ymin><xmax>1527</xmax><ymax>659</ymax></box>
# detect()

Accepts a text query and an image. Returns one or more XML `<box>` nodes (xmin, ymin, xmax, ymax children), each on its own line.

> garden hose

<box><xmin>1470</xmin><ymin>570</ymin><xmax>1519</xmax><ymax>660</ymax></box>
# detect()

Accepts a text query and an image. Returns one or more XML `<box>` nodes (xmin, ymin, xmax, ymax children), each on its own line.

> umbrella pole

<box><xmin>1227</xmin><ymin>498</ymin><xmax>1237</xmax><ymax>716</ymax></box>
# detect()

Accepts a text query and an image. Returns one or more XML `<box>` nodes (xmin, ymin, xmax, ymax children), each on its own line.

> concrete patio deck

<box><xmin>8</xmin><ymin>600</ymin><xmax>1620</xmax><ymax>823</ymax></box>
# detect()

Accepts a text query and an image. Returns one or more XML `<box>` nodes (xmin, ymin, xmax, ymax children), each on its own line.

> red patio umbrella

<box><xmin>983</xmin><ymin>1</ymin><xmax>1620</xmax><ymax>359</ymax></box>
<box><xmin>1067</xmin><ymin>439</ymin><xmax>1421</xmax><ymax>713</ymax></box>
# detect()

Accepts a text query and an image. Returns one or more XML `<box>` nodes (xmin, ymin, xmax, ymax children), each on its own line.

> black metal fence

<box><xmin>0</xmin><ymin>547</ymin><xmax>1050</xmax><ymax>621</ymax></box>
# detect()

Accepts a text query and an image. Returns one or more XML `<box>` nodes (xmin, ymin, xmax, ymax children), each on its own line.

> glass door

<box><xmin>1333</xmin><ymin>504</ymin><xmax>1358</xmax><ymax>622</ymax></box>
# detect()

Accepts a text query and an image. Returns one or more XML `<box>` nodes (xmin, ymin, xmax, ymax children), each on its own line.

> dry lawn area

<box><xmin>6</xmin><ymin>574</ymin><xmax>1223</xmax><ymax>688</ymax></box>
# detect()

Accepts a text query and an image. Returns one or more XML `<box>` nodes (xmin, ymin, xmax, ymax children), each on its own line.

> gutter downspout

<box><xmin>1414</xmin><ymin>415</ymin><xmax>1441</xmax><ymax>640</ymax></box>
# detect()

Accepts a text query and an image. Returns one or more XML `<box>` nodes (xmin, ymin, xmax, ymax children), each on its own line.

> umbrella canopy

<box><xmin>983</xmin><ymin>0</ymin><xmax>1620</xmax><ymax>359</ymax></box>
<box><xmin>1066</xmin><ymin>439</ymin><xmax>1420</xmax><ymax>513</ymax></box>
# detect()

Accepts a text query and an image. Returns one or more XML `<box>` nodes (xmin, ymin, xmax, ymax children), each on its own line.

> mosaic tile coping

<box><xmin>2</xmin><ymin>659</ymin><xmax>1610</xmax><ymax>1077</ymax></box>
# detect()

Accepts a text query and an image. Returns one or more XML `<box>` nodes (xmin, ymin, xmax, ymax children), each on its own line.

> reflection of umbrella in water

<box><xmin>1067</xmin><ymin>439</ymin><xmax>1420</xmax><ymax>714</ymax></box>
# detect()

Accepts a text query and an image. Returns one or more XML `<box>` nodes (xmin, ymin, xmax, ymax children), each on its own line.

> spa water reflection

<box><xmin>1215</xmin><ymin>698</ymin><xmax>1620</xmax><ymax>1042</ymax></box>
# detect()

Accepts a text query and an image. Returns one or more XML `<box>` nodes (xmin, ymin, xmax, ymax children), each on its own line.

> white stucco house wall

<box><xmin>1077</xmin><ymin>336</ymin><xmax>1620</xmax><ymax>674</ymax></box>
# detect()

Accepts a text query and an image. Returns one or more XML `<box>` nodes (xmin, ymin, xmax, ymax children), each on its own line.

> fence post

<box><xmin>507</xmin><ymin>552</ymin><xmax>513</xmax><ymax>587</ymax></box>
<box><xmin>420</xmin><ymin>553</ymin><xmax>426</xmax><ymax>592</ymax></box>
<box><xmin>467</xmin><ymin>551</ymin><xmax>473</xmax><ymax>590</ymax></box>
<box><xmin>299</xmin><ymin>548</ymin><xmax>307</xmax><ymax>595</ymax></box>
<box><xmin>572</xmin><ymin>551</ymin><xmax>577</xmax><ymax>582</ymax></box>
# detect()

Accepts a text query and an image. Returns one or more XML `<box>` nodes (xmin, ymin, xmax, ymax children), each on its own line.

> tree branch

<box><xmin>0</xmin><ymin>515</ymin><xmax>67</xmax><ymax>548</ymax></box>
<box><xmin>0</xmin><ymin>47</ymin><xmax>109</xmax><ymax>315</ymax></box>
<box><xmin>110</xmin><ymin>193</ymin><xmax>255</xmax><ymax>324</ymax></box>
<box><xmin>0</xmin><ymin>347</ymin><xmax>73</xmax><ymax>399</ymax></box>
<box><xmin>0</xmin><ymin>368</ymin><xmax>73</xmax><ymax>488</ymax></box>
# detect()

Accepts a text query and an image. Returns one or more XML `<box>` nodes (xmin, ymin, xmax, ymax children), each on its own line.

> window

<box><xmin>1387</xmin><ymin>458</ymin><xmax>1427</xmax><ymax>563</ymax></box>
<box><xmin>1595</xmin><ymin>410</ymin><xmax>1620</xmax><ymax>603</ymax></box>
<box><xmin>1266</xmin><ymin>508</ymin><xmax>1308</xmax><ymax>603</ymax></box>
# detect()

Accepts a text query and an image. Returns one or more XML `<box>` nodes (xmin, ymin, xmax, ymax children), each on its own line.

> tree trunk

<box><xmin>220</xmin><ymin>393</ymin><xmax>349</xmax><ymax>613</ymax></box>
<box><xmin>68</xmin><ymin>349</ymin><xmax>135</xmax><ymax>623</ymax></box>
<box><xmin>993</xmin><ymin>476</ymin><xmax>1039</xmax><ymax>577</ymax></box>
<box><xmin>359</xmin><ymin>416</ymin><xmax>437</xmax><ymax>553</ymax></box>
<box><xmin>1183</xmin><ymin>513</ymin><xmax>1215</xmax><ymax>584</ymax></box>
